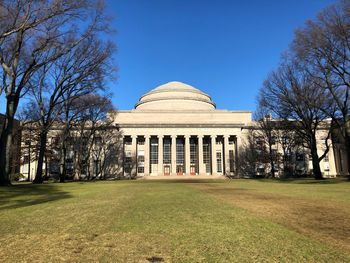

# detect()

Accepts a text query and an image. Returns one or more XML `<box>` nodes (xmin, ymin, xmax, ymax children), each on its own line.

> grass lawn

<box><xmin>0</xmin><ymin>179</ymin><xmax>350</xmax><ymax>262</ymax></box>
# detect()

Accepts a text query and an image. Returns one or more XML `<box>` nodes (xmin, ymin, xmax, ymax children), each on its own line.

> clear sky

<box><xmin>0</xmin><ymin>0</ymin><xmax>337</xmax><ymax>114</ymax></box>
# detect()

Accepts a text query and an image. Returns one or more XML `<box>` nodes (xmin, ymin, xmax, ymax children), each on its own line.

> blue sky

<box><xmin>0</xmin><ymin>0</ymin><xmax>337</xmax><ymax>114</ymax></box>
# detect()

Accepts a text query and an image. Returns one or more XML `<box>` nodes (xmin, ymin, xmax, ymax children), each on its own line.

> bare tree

<box><xmin>254</xmin><ymin>109</ymin><xmax>280</xmax><ymax>178</ymax></box>
<box><xmin>0</xmin><ymin>0</ymin><xmax>109</xmax><ymax>185</ymax></box>
<box><xmin>292</xmin><ymin>0</ymin><xmax>350</xmax><ymax>176</ymax></box>
<box><xmin>69</xmin><ymin>94</ymin><xmax>115</xmax><ymax>181</ymax></box>
<box><xmin>26</xmin><ymin>36</ymin><xmax>114</xmax><ymax>184</ymax></box>
<box><xmin>260</xmin><ymin>62</ymin><xmax>333</xmax><ymax>179</ymax></box>
<box><xmin>92</xmin><ymin>127</ymin><xmax>123</xmax><ymax>180</ymax></box>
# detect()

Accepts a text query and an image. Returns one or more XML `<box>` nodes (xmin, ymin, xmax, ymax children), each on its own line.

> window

<box><xmin>229</xmin><ymin>137</ymin><xmax>235</xmax><ymax>145</ymax></box>
<box><xmin>229</xmin><ymin>150</ymin><xmax>235</xmax><ymax>173</ymax></box>
<box><xmin>176</xmin><ymin>138</ymin><xmax>184</xmax><ymax>165</ymax></box>
<box><xmin>138</xmin><ymin>137</ymin><xmax>145</xmax><ymax>145</ymax></box>
<box><xmin>203</xmin><ymin>138</ymin><xmax>211</xmax><ymax>173</ymax></box>
<box><xmin>138</xmin><ymin>155</ymin><xmax>145</xmax><ymax>163</ymax></box>
<box><xmin>150</xmin><ymin>137</ymin><xmax>158</xmax><ymax>174</ymax></box>
<box><xmin>190</xmin><ymin>138</ymin><xmax>198</xmax><ymax>165</ymax></box>
<box><xmin>124</xmin><ymin>150</ymin><xmax>132</xmax><ymax>173</ymax></box>
<box><xmin>190</xmin><ymin>138</ymin><xmax>198</xmax><ymax>174</ymax></box>
<box><xmin>163</xmin><ymin>138</ymin><xmax>171</xmax><ymax>164</ymax></box>
<box><xmin>216</xmin><ymin>151</ymin><xmax>222</xmax><ymax>173</ymax></box>
<box><xmin>23</xmin><ymin>155</ymin><xmax>30</xmax><ymax>164</ymax></box>
<box><xmin>216</xmin><ymin>137</ymin><xmax>222</xmax><ymax>145</ymax></box>
<box><xmin>324</xmin><ymin>154</ymin><xmax>329</xmax><ymax>162</ymax></box>
<box><xmin>124</xmin><ymin>137</ymin><xmax>132</xmax><ymax>145</ymax></box>
<box><xmin>137</xmin><ymin>150</ymin><xmax>144</xmax><ymax>174</ymax></box>
<box><xmin>150</xmin><ymin>138</ymin><xmax>158</xmax><ymax>165</ymax></box>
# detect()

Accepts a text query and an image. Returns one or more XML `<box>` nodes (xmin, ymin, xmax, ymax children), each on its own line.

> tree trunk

<box><xmin>59</xmin><ymin>145</ymin><xmax>66</xmax><ymax>183</ymax></box>
<box><xmin>33</xmin><ymin>131</ymin><xmax>48</xmax><ymax>184</ymax></box>
<box><xmin>310</xmin><ymin>136</ymin><xmax>323</xmax><ymax>180</ymax></box>
<box><xmin>0</xmin><ymin>97</ymin><xmax>19</xmax><ymax>186</ymax></box>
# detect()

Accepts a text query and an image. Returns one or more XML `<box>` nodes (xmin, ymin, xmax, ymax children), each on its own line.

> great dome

<box><xmin>135</xmin><ymin>81</ymin><xmax>216</xmax><ymax>111</ymax></box>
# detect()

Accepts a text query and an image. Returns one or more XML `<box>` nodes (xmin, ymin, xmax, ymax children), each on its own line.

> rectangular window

<box><xmin>163</xmin><ymin>138</ymin><xmax>171</xmax><ymax>164</ymax></box>
<box><xmin>216</xmin><ymin>137</ymin><xmax>222</xmax><ymax>145</ymax></box>
<box><xmin>190</xmin><ymin>138</ymin><xmax>198</xmax><ymax>174</ymax></box>
<box><xmin>229</xmin><ymin>150</ymin><xmax>234</xmax><ymax>173</ymax></box>
<box><xmin>23</xmin><ymin>155</ymin><xmax>30</xmax><ymax>164</ymax></box>
<box><xmin>150</xmin><ymin>138</ymin><xmax>158</xmax><ymax>165</ymax></box>
<box><xmin>137</xmin><ymin>150</ymin><xmax>144</xmax><ymax>174</ymax></box>
<box><xmin>138</xmin><ymin>137</ymin><xmax>145</xmax><ymax>145</ymax></box>
<box><xmin>190</xmin><ymin>138</ymin><xmax>198</xmax><ymax>165</ymax></box>
<box><xmin>124</xmin><ymin>137</ymin><xmax>132</xmax><ymax>145</ymax></box>
<box><xmin>203</xmin><ymin>138</ymin><xmax>211</xmax><ymax>173</ymax></box>
<box><xmin>216</xmin><ymin>151</ymin><xmax>222</xmax><ymax>173</ymax></box>
<box><xmin>229</xmin><ymin>137</ymin><xmax>235</xmax><ymax>145</ymax></box>
<box><xmin>176</xmin><ymin>138</ymin><xmax>184</xmax><ymax>165</ymax></box>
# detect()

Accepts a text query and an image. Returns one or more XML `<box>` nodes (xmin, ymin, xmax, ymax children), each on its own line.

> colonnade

<box><xmin>123</xmin><ymin>134</ymin><xmax>238</xmax><ymax>176</ymax></box>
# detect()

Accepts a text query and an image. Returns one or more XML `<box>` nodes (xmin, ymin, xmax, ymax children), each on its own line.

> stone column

<box><xmin>224</xmin><ymin>135</ymin><xmax>230</xmax><ymax>176</ymax></box>
<box><xmin>171</xmin><ymin>135</ymin><xmax>177</xmax><ymax>175</ymax></box>
<box><xmin>235</xmin><ymin>136</ymin><xmax>239</xmax><ymax>173</ymax></box>
<box><xmin>211</xmin><ymin>135</ymin><xmax>216</xmax><ymax>175</ymax></box>
<box><xmin>144</xmin><ymin>135</ymin><xmax>150</xmax><ymax>176</ymax></box>
<box><xmin>198</xmin><ymin>135</ymin><xmax>204</xmax><ymax>175</ymax></box>
<box><xmin>122</xmin><ymin>136</ymin><xmax>125</xmax><ymax>177</ymax></box>
<box><xmin>158</xmin><ymin>135</ymin><xmax>163</xmax><ymax>176</ymax></box>
<box><xmin>185</xmin><ymin>135</ymin><xmax>191</xmax><ymax>175</ymax></box>
<box><xmin>131</xmin><ymin>135</ymin><xmax>137</xmax><ymax>177</ymax></box>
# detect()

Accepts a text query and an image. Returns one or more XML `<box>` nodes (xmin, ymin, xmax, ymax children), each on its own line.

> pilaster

<box><xmin>158</xmin><ymin>135</ymin><xmax>164</xmax><ymax>176</ymax></box>
<box><xmin>211</xmin><ymin>135</ymin><xmax>216</xmax><ymax>175</ymax></box>
<box><xmin>171</xmin><ymin>135</ymin><xmax>177</xmax><ymax>175</ymax></box>
<box><xmin>144</xmin><ymin>135</ymin><xmax>150</xmax><ymax>176</ymax></box>
<box><xmin>198</xmin><ymin>135</ymin><xmax>204</xmax><ymax>175</ymax></box>
<box><xmin>224</xmin><ymin>135</ymin><xmax>230</xmax><ymax>176</ymax></box>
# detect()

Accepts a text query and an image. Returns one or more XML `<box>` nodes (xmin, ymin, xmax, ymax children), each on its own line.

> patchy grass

<box><xmin>0</xmin><ymin>179</ymin><xmax>349</xmax><ymax>262</ymax></box>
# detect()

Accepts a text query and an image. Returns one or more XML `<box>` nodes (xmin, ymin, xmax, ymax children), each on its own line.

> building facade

<box><xmin>115</xmin><ymin>81</ymin><xmax>250</xmax><ymax>177</ymax></box>
<box><xmin>115</xmin><ymin>81</ymin><xmax>340</xmax><ymax>178</ymax></box>
<box><xmin>19</xmin><ymin>81</ymin><xmax>343</xmax><ymax>179</ymax></box>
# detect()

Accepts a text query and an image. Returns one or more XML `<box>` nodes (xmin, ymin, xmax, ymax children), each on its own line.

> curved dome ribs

<box><xmin>135</xmin><ymin>81</ymin><xmax>216</xmax><ymax>111</ymax></box>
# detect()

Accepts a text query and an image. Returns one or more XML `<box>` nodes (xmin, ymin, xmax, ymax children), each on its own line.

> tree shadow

<box><xmin>255</xmin><ymin>178</ymin><xmax>349</xmax><ymax>184</ymax></box>
<box><xmin>0</xmin><ymin>183</ymin><xmax>72</xmax><ymax>211</ymax></box>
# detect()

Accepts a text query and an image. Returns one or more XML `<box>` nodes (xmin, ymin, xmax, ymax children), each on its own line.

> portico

<box><xmin>113</xmin><ymin>81</ymin><xmax>252</xmax><ymax>177</ymax></box>
<box><xmin>123</xmin><ymin>134</ymin><xmax>238</xmax><ymax>176</ymax></box>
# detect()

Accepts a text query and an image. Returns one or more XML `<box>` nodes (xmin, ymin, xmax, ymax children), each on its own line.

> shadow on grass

<box><xmin>254</xmin><ymin>178</ymin><xmax>349</xmax><ymax>184</ymax></box>
<box><xmin>0</xmin><ymin>183</ymin><xmax>72</xmax><ymax>211</ymax></box>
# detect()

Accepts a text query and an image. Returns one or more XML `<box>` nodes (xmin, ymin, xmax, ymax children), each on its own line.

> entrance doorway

<box><xmin>164</xmin><ymin>165</ymin><xmax>170</xmax><ymax>176</ymax></box>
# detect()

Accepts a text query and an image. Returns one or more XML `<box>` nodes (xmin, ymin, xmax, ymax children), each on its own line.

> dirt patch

<box><xmin>192</xmin><ymin>184</ymin><xmax>350</xmax><ymax>253</ymax></box>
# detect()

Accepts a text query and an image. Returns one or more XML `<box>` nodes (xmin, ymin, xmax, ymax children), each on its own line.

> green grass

<box><xmin>0</xmin><ymin>179</ymin><xmax>349</xmax><ymax>262</ymax></box>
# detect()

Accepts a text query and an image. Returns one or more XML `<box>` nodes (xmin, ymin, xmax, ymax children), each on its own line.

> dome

<box><xmin>135</xmin><ymin>81</ymin><xmax>216</xmax><ymax>111</ymax></box>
